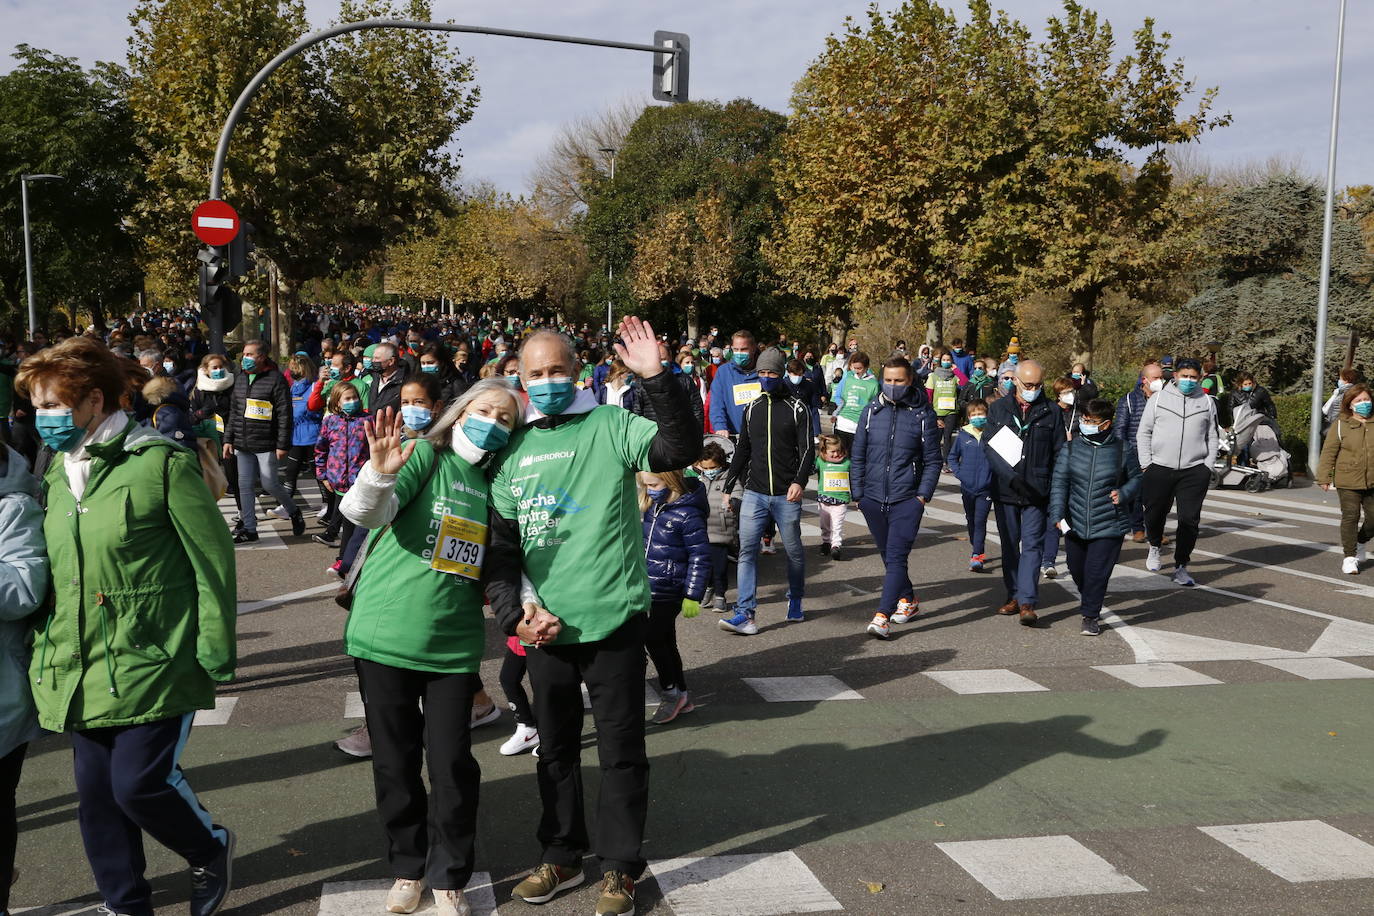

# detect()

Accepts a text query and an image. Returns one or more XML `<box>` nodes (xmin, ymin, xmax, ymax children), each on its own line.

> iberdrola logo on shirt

<box><xmin>518</xmin><ymin>449</ymin><xmax>576</xmax><ymax>468</ymax></box>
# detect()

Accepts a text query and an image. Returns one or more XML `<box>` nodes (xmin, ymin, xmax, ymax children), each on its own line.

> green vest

<box><xmin>817</xmin><ymin>457</ymin><xmax>852</xmax><ymax>501</ymax></box>
<box><xmin>931</xmin><ymin>373</ymin><xmax>959</xmax><ymax>415</ymax></box>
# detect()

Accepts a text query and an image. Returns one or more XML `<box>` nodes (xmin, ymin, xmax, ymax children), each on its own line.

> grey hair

<box><xmin>426</xmin><ymin>378</ymin><xmax>523</xmax><ymax>447</ymax></box>
<box><xmin>518</xmin><ymin>329</ymin><xmax>578</xmax><ymax>373</ymax></box>
<box><xmin>138</xmin><ymin>348</ymin><xmax>163</xmax><ymax>362</ymax></box>
<box><xmin>373</xmin><ymin>342</ymin><xmax>397</xmax><ymax>361</ymax></box>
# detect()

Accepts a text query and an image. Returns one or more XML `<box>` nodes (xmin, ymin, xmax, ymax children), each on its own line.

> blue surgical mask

<box><xmin>527</xmin><ymin>376</ymin><xmax>577</xmax><ymax>415</ymax></box>
<box><xmin>1355</xmin><ymin>402</ymin><xmax>1374</xmax><ymax>418</ymax></box>
<box><xmin>462</xmin><ymin>413</ymin><xmax>510</xmax><ymax>451</ymax></box>
<box><xmin>711</xmin><ymin>356</ymin><xmax>721</xmax><ymax>365</ymax></box>
<box><xmin>401</xmin><ymin>405</ymin><xmax>432</xmax><ymax>430</ymax></box>
<box><xmin>363</xmin><ymin>358</ymin><xmax>373</xmax><ymax>370</ymax></box>
<box><xmin>1009</xmin><ymin>354</ymin><xmax>1019</xmax><ymax>365</ymax></box>
<box><xmin>699</xmin><ymin>466</ymin><xmax>723</xmax><ymax>479</ymax></box>
<box><xmin>731</xmin><ymin>351</ymin><xmax>750</xmax><ymax>367</ymax></box>
<box><xmin>210</xmin><ymin>368</ymin><xmax>227</xmax><ymax>380</ymax></box>
<box><xmin>758</xmin><ymin>375</ymin><xmax>782</xmax><ymax>394</ymax></box>
<box><xmin>940</xmin><ymin>360</ymin><xmax>952</xmax><ymax>369</ymax></box>
<box><xmin>241</xmin><ymin>356</ymin><xmax>257</xmax><ymax>372</ymax></box>
<box><xmin>341</xmin><ymin>399</ymin><xmax>361</xmax><ymax>415</ymax></box>
<box><xmin>970</xmin><ymin>415</ymin><xmax>988</xmax><ymax>429</ymax></box>
<box><xmin>36</xmin><ymin>408</ymin><xmax>87</xmax><ymax>452</ymax></box>
<box><xmin>1177</xmin><ymin>378</ymin><xmax>1199</xmax><ymax>395</ymax></box>
<box><xmin>1071</xmin><ymin>372</ymin><xmax>1082</xmax><ymax>381</ymax></box>
<box><xmin>646</xmin><ymin>487</ymin><xmax>669</xmax><ymax>501</ymax></box>
<box><xmin>1079</xmin><ymin>420</ymin><xmax>1102</xmax><ymax>437</ymax></box>
<box><xmin>787</xmin><ymin>373</ymin><xmax>803</xmax><ymax>386</ymax></box>
<box><xmin>163</xmin><ymin>361</ymin><xmax>175</xmax><ymax>374</ymax></box>
<box><xmin>1021</xmin><ymin>386</ymin><xmax>1041</xmax><ymax>402</ymax></box>
<box><xmin>971</xmin><ymin>368</ymin><xmax>986</xmax><ymax>380</ymax></box>
<box><xmin>1001</xmin><ymin>378</ymin><xmax>1015</xmax><ymax>392</ymax></box>
<box><xmin>882</xmin><ymin>383</ymin><xmax>909</xmax><ymax>402</ymax></box>
<box><xmin>329</xmin><ymin>367</ymin><xmax>342</xmax><ymax>380</ymax></box>
<box><xmin>421</xmin><ymin>364</ymin><xmax>439</xmax><ymax>374</ymax></box>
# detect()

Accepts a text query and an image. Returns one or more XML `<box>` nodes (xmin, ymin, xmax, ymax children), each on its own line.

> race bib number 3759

<box><xmin>430</xmin><ymin>514</ymin><xmax>488</xmax><ymax>580</ymax></box>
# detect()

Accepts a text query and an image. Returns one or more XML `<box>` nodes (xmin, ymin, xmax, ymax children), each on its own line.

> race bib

<box><xmin>733</xmin><ymin>382</ymin><xmax>762</xmax><ymax>406</ymax></box>
<box><xmin>430</xmin><ymin>514</ymin><xmax>488</xmax><ymax>580</ymax></box>
<box><xmin>936</xmin><ymin>395</ymin><xmax>957</xmax><ymax>412</ymax></box>
<box><xmin>822</xmin><ymin>471</ymin><xmax>850</xmax><ymax>493</ymax></box>
<box><xmin>214</xmin><ymin>413</ymin><xmax>225</xmax><ymax>434</ymax></box>
<box><xmin>245</xmin><ymin>398</ymin><xmax>272</xmax><ymax>421</ymax></box>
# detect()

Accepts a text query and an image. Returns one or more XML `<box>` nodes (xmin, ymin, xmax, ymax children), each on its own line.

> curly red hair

<box><xmin>15</xmin><ymin>336</ymin><xmax>145</xmax><ymax>410</ymax></box>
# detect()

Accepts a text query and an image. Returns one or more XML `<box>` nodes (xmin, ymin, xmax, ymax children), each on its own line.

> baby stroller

<box><xmin>1211</xmin><ymin>403</ymin><xmax>1290</xmax><ymax>491</ymax></box>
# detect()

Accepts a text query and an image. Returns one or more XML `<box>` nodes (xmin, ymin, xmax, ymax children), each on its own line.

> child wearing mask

<box><xmin>948</xmin><ymin>400</ymin><xmax>994</xmax><ymax>571</ymax></box>
<box><xmin>815</xmin><ymin>434</ymin><xmax>852</xmax><ymax>559</ymax></box>
<box><xmin>639</xmin><ymin>469</ymin><xmax>711</xmax><ymax>724</ymax></box>
<box><xmin>1048</xmin><ymin>399</ymin><xmax>1142</xmax><ymax>635</ymax></box>
<box><xmin>693</xmin><ymin>439</ymin><xmax>736</xmax><ymax>610</ymax></box>
<box><xmin>313</xmin><ymin>382</ymin><xmax>371</xmax><ymax>574</ymax></box>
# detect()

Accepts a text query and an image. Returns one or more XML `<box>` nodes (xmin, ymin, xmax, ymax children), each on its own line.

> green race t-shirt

<box><xmin>837</xmin><ymin>372</ymin><xmax>879</xmax><ymax>430</ymax></box>
<box><xmin>817</xmin><ymin>457</ymin><xmax>852</xmax><ymax>500</ymax></box>
<box><xmin>346</xmin><ymin>440</ymin><xmax>491</xmax><ymax>674</ymax></box>
<box><xmin>490</xmin><ymin>406</ymin><xmax>658</xmax><ymax>645</ymax></box>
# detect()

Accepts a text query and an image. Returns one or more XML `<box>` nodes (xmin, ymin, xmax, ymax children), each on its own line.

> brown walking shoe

<box><xmin>1019</xmin><ymin>603</ymin><xmax>1038</xmax><ymax>626</ymax></box>
<box><xmin>997</xmin><ymin>599</ymin><xmax>1019</xmax><ymax>615</ymax></box>
<box><xmin>513</xmin><ymin>863</ymin><xmax>584</xmax><ymax>904</ymax></box>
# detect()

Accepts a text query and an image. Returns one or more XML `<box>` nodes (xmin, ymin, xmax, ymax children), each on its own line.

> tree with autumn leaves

<box><xmin>768</xmin><ymin>0</ymin><xmax>1229</xmax><ymax>364</ymax></box>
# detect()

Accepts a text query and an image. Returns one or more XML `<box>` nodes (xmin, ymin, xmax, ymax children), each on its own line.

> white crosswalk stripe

<box><xmin>192</xmin><ymin>696</ymin><xmax>238</xmax><ymax>726</ymax></box>
<box><xmin>318</xmin><ymin>876</ymin><xmax>497</xmax><ymax>915</ymax></box>
<box><xmin>924</xmin><ymin>668</ymin><xmax>1048</xmax><ymax>695</ymax></box>
<box><xmin>1256</xmin><ymin>657</ymin><xmax>1374</xmax><ymax>680</ymax></box>
<box><xmin>1092</xmin><ymin>662</ymin><xmax>1222</xmax><ymax>688</ymax></box>
<box><xmin>742</xmin><ymin>675</ymin><xmax>863</xmax><ymax>702</ymax></box>
<box><xmin>650</xmin><ymin>852</ymin><xmax>842</xmax><ymax>915</ymax></box>
<box><xmin>936</xmin><ymin>834</ymin><xmax>1147</xmax><ymax>900</ymax></box>
<box><xmin>1199</xmin><ymin>820</ymin><xmax>1374</xmax><ymax>882</ymax></box>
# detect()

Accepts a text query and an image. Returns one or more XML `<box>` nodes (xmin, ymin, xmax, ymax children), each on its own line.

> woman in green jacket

<box><xmin>338</xmin><ymin>379</ymin><xmax>523</xmax><ymax>916</ymax></box>
<box><xmin>1317</xmin><ymin>383</ymin><xmax>1374</xmax><ymax>575</ymax></box>
<box><xmin>17</xmin><ymin>337</ymin><xmax>237</xmax><ymax>916</ymax></box>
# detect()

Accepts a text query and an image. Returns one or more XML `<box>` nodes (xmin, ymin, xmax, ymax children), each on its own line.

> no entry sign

<box><xmin>192</xmin><ymin>199</ymin><xmax>240</xmax><ymax>246</ymax></box>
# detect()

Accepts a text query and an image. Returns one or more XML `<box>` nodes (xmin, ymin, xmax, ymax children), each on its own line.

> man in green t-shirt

<box><xmin>488</xmin><ymin>318</ymin><xmax>699</xmax><ymax>916</ymax></box>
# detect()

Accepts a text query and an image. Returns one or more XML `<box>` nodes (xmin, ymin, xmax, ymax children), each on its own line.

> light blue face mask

<box><xmin>1079</xmin><ymin>420</ymin><xmax>1103</xmax><ymax>437</ymax></box>
<box><xmin>462</xmin><ymin>412</ymin><xmax>510</xmax><ymax>451</ymax></box>
<box><xmin>240</xmin><ymin>356</ymin><xmax>257</xmax><ymax>372</ymax></box>
<box><xmin>329</xmin><ymin>367</ymin><xmax>342</xmax><ymax>380</ymax></box>
<box><xmin>1177</xmin><ymin>378</ymin><xmax>1199</xmax><ymax>395</ymax></box>
<box><xmin>36</xmin><ymin>408</ymin><xmax>87</xmax><ymax>452</ymax></box>
<box><xmin>421</xmin><ymin>364</ymin><xmax>439</xmax><ymax>374</ymax></box>
<box><xmin>1021</xmin><ymin>386</ymin><xmax>1041</xmax><ymax>403</ymax></box>
<box><xmin>526</xmin><ymin>376</ymin><xmax>576</xmax><ymax>415</ymax></box>
<box><xmin>401</xmin><ymin>405</ymin><xmax>433</xmax><ymax>430</ymax></box>
<box><xmin>1355</xmin><ymin>401</ymin><xmax>1373</xmax><ymax>418</ymax></box>
<box><xmin>210</xmin><ymin>368</ymin><xmax>227</xmax><ymax>380</ymax></box>
<box><xmin>969</xmin><ymin>415</ymin><xmax>988</xmax><ymax>429</ymax></box>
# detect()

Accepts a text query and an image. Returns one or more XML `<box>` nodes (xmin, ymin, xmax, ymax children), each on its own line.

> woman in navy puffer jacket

<box><xmin>640</xmin><ymin>471</ymin><xmax>711</xmax><ymax>724</ymax></box>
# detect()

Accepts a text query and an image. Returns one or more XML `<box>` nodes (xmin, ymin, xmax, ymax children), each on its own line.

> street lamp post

<box><xmin>600</xmin><ymin>147</ymin><xmax>618</xmax><ymax>333</ymax></box>
<box><xmin>20</xmin><ymin>173</ymin><xmax>64</xmax><ymax>340</ymax></box>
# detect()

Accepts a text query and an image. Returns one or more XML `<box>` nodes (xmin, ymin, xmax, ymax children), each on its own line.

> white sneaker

<box><xmin>1146</xmin><ymin>546</ymin><xmax>1162</xmax><ymax>572</ymax></box>
<box><xmin>866</xmin><ymin>613</ymin><xmax>890</xmax><ymax>639</ymax></box>
<box><xmin>500</xmin><ymin>724</ymin><xmax>540</xmax><ymax>756</ymax></box>
<box><xmin>386</xmin><ymin>878</ymin><xmax>425</xmax><ymax>914</ymax></box>
<box><xmin>760</xmin><ymin>538</ymin><xmax>777</xmax><ymax>555</ymax></box>
<box><xmin>1172</xmin><ymin>565</ymin><xmax>1195</xmax><ymax>587</ymax></box>
<box><xmin>434</xmin><ymin>889</ymin><xmax>471</xmax><ymax>916</ymax></box>
<box><xmin>1041</xmin><ymin>565</ymin><xmax>1057</xmax><ymax>579</ymax></box>
<box><xmin>315</xmin><ymin>505</ymin><xmax>329</xmax><ymax>519</ymax></box>
<box><xmin>268</xmin><ymin>504</ymin><xmax>293</xmax><ymax>521</ymax></box>
<box><xmin>1343</xmin><ymin>556</ymin><xmax>1360</xmax><ymax>575</ymax></box>
<box><xmin>890</xmin><ymin>598</ymin><xmax>919</xmax><ymax>624</ymax></box>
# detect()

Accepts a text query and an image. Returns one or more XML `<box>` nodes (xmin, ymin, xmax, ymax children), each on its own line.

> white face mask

<box><xmin>1060</xmin><ymin>391</ymin><xmax>1075</xmax><ymax>405</ymax></box>
<box><xmin>1148</xmin><ymin>379</ymin><xmax>1165</xmax><ymax>393</ymax></box>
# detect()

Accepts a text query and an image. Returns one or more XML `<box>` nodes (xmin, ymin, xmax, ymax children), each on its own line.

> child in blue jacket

<box><xmin>640</xmin><ymin>469</ymin><xmax>711</xmax><ymax>725</ymax></box>
<box><xmin>948</xmin><ymin>400</ymin><xmax>994</xmax><ymax>571</ymax></box>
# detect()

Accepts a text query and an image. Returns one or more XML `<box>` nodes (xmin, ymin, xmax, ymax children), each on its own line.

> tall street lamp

<box><xmin>21</xmin><ymin>173</ymin><xmax>64</xmax><ymax>340</ymax></box>
<box><xmin>600</xmin><ymin>146</ymin><xmax>617</xmax><ymax>333</ymax></box>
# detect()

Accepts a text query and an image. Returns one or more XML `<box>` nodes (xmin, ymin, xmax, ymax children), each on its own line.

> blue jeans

<box><xmin>735</xmin><ymin>491</ymin><xmax>804</xmax><ymax>616</ymax></box>
<box><xmin>1041</xmin><ymin>519</ymin><xmax>1061</xmax><ymax>568</ymax></box>
<box><xmin>993</xmin><ymin>502</ymin><xmax>1047</xmax><ymax>606</ymax></box>
<box><xmin>235</xmin><ymin>449</ymin><xmax>296</xmax><ymax>533</ymax></box>
<box><xmin>961</xmin><ymin>491</ymin><xmax>991</xmax><ymax>556</ymax></box>
<box><xmin>859</xmin><ymin>497</ymin><xmax>926</xmax><ymax>613</ymax></box>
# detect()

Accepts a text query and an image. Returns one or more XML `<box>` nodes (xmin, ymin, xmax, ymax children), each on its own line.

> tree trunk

<box><xmin>685</xmin><ymin>292</ymin><xmax>699</xmax><ymax>343</ymax></box>
<box><xmin>965</xmin><ymin>300</ymin><xmax>980</xmax><ymax>352</ymax></box>
<box><xmin>1069</xmin><ymin>288</ymin><xmax>1098</xmax><ymax>367</ymax></box>
<box><xmin>925</xmin><ymin>301</ymin><xmax>943</xmax><ymax>348</ymax></box>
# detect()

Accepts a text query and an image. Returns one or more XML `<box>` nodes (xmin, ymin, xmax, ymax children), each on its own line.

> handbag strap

<box><xmin>343</xmin><ymin>443</ymin><xmax>443</xmax><ymax>591</ymax></box>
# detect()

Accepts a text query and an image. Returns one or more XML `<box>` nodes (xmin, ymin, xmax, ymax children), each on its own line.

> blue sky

<box><xmin>3</xmin><ymin>0</ymin><xmax>1371</xmax><ymax>193</ymax></box>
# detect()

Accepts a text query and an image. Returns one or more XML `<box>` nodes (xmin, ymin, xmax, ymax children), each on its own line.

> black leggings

<box><xmin>1142</xmin><ymin>464</ymin><xmax>1211</xmax><ymax>567</ymax></box>
<box><xmin>645</xmin><ymin>598</ymin><xmax>686</xmax><ymax>692</ymax></box>
<box><xmin>281</xmin><ymin>444</ymin><xmax>315</xmax><ymax>498</ymax></box>
<box><xmin>1</xmin><ymin>742</ymin><xmax>25</xmax><ymax>913</ymax></box>
<box><xmin>499</xmin><ymin>649</ymin><xmax>535</xmax><ymax>726</ymax></box>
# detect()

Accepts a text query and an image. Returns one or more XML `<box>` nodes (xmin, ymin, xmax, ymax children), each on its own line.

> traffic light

<box><xmin>652</xmin><ymin>31</ymin><xmax>690</xmax><ymax>103</ymax></box>
<box><xmin>228</xmin><ymin>220</ymin><xmax>256</xmax><ymax>279</ymax></box>
<box><xmin>198</xmin><ymin>245</ymin><xmax>243</xmax><ymax>347</ymax></box>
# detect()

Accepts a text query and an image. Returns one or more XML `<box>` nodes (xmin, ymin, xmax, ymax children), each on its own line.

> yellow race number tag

<box><xmin>430</xmin><ymin>514</ymin><xmax>488</xmax><ymax>580</ymax></box>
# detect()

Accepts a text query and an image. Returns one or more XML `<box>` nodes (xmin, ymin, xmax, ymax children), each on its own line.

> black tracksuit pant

<box><xmin>0</xmin><ymin>743</ymin><xmax>26</xmax><ymax>914</ymax></box>
<box><xmin>646</xmin><ymin>598</ymin><xmax>687</xmax><ymax>692</ymax></box>
<box><xmin>1142</xmin><ymin>464</ymin><xmax>1211</xmax><ymax>567</ymax></box>
<box><xmin>355</xmin><ymin>659</ymin><xmax>480</xmax><ymax>891</ymax></box>
<box><xmin>524</xmin><ymin>614</ymin><xmax>648</xmax><ymax>879</ymax></box>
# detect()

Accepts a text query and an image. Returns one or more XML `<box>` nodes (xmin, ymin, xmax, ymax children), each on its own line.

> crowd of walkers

<box><xmin>0</xmin><ymin>303</ymin><xmax>1352</xmax><ymax>916</ymax></box>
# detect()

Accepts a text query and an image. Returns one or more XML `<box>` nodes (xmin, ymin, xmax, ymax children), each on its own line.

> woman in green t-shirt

<box><xmin>338</xmin><ymin>379</ymin><xmax>523</xmax><ymax>916</ymax></box>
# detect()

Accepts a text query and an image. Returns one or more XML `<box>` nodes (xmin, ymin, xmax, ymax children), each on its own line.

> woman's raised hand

<box><xmin>365</xmin><ymin>406</ymin><xmax>414</xmax><ymax>476</ymax></box>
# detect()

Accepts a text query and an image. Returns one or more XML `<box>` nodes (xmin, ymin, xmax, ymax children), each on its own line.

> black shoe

<box><xmin>291</xmin><ymin>512</ymin><xmax>306</xmax><ymax>537</ymax></box>
<box><xmin>231</xmin><ymin>530</ymin><xmax>258</xmax><ymax>544</ymax></box>
<box><xmin>831</xmin><ymin>546</ymin><xmax>843</xmax><ymax>561</ymax></box>
<box><xmin>312</xmin><ymin>533</ymin><xmax>341</xmax><ymax>548</ymax></box>
<box><xmin>820</xmin><ymin>543</ymin><xmax>831</xmax><ymax>556</ymax></box>
<box><xmin>189</xmin><ymin>826</ymin><xmax>235</xmax><ymax>916</ymax></box>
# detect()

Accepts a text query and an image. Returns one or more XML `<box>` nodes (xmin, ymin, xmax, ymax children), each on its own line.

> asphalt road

<box><xmin>13</xmin><ymin>473</ymin><xmax>1374</xmax><ymax>916</ymax></box>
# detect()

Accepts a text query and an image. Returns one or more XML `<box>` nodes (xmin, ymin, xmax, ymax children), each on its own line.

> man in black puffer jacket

<box><xmin>983</xmin><ymin>359</ymin><xmax>1065</xmax><ymax>626</ymax></box>
<box><xmin>223</xmin><ymin>339</ymin><xmax>303</xmax><ymax>543</ymax></box>
<box><xmin>1049</xmin><ymin>398</ymin><xmax>1142</xmax><ymax>636</ymax></box>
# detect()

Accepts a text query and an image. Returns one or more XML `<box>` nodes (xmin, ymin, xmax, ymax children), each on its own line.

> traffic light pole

<box><xmin>208</xmin><ymin>19</ymin><xmax>688</xmax><ymax>200</ymax></box>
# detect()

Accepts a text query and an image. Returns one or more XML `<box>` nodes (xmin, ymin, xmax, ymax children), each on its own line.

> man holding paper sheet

<box><xmin>983</xmin><ymin>360</ymin><xmax>1066</xmax><ymax>625</ymax></box>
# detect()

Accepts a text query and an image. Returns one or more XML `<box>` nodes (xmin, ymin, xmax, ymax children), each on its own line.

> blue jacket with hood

<box><xmin>851</xmin><ymin>384</ymin><xmax>942</xmax><ymax>505</ymax></box>
<box><xmin>642</xmin><ymin>479</ymin><xmax>711</xmax><ymax>602</ymax></box>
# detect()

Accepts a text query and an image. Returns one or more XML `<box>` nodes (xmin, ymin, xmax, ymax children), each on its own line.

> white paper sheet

<box><xmin>989</xmin><ymin>425</ymin><xmax>1024</xmax><ymax>467</ymax></box>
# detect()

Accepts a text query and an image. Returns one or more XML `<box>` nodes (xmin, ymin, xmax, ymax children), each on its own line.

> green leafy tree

<box><xmin>0</xmin><ymin>45</ymin><xmax>141</xmax><ymax>332</ymax></box>
<box><xmin>1139</xmin><ymin>176</ymin><xmax>1374</xmax><ymax>391</ymax></box>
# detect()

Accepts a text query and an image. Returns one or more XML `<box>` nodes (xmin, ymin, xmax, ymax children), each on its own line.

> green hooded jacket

<box><xmin>32</xmin><ymin>418</ymin><xmax>237</xmax><ymax>731</ymax></box>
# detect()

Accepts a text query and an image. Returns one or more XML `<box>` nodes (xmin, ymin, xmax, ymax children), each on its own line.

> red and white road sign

<box><xmin>192</xmin><ymin>199</ymin><xmax>240</xmax><ymax>246</ymax></box>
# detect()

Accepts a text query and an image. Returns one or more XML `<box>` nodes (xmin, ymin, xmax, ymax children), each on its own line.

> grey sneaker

<box><xmin>651</xmin><ymin>689</ymin><xmax>693</xmax><ymax>725</ymax></box>
<box><xmin>1080</xmin><ymin>617</ymin><xmax>1102</xmax><ymax>636</ymax></box>
<box><xmin>701</xmin><ymin>587</ymin><xmax>714</xmax><ymax>607</ymax></box>
<box><xmin>334</xmin><ymin>724</ymin><xmax>372</xmax><ymax>758</ymax></box>
<box><xmin>711</xmin><ymin>595</ymin><xmax>727</xmax><ymax>611</ymax></box>
<box><xmin>1172</xmin><ymin>565</ymin><xmax>1195</xmax><ymax>587</ymax></box>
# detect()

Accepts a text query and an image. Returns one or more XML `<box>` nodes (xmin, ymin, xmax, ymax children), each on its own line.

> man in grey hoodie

<box><xmin>1136</xmin><ymin>357</ymin><xmax>1217</xmax><ymax>587</ymax></box>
